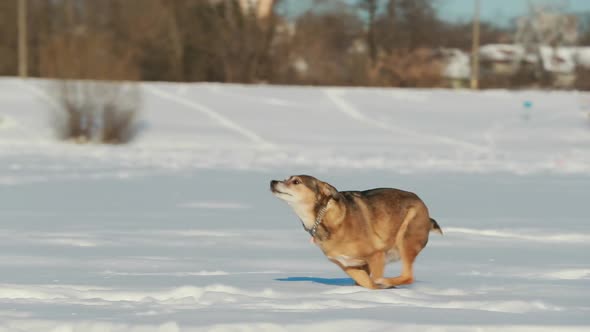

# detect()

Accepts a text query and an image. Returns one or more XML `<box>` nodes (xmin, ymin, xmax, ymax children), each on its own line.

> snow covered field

<box><xmin>0</xmin><ymin>78</ymin><xmax>589</xmax><ymax>331</ymax></box>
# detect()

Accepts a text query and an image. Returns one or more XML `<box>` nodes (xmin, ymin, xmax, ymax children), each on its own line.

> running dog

<box><xmin>270</xmin><ymin>175</ymin><xmax>442</xmax><ymax>289</ymax></box>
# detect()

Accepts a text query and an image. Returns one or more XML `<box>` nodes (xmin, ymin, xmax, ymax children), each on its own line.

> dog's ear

<box><xmin>318</xmin><ymin>181</ymin><xmax>339</xmax><ymax>200</ymax></box>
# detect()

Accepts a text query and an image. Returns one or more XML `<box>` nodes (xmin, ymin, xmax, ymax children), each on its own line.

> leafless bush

<box><xmin>50</xmin><ymin>81</ymin><xmax>141</xmax><ymax>144</ymax></box>
<box><xmin>40</xmin><ymin>29</ymin><xmax>141</xmax><ymax>144</ymax></box>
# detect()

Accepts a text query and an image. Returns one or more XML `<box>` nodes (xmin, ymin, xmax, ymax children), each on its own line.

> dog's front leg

<box><xmin>367</xmin><ymin>251</ymin><xmax>385</xmax><ymax>279</ymax></box>
<box><xmin>342</xmin><ymin>266</ymin><xmax>388</xmax><ymax>289</ymax></box>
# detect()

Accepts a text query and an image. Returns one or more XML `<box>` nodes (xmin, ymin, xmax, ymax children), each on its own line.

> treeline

<box><xmin>0</xmin><ymin>0</ymin><xmax>567</xmax><ymax>87</ymax></box>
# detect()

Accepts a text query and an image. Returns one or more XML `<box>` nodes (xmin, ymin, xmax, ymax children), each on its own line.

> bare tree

<box><xmin>515</xmin><ymin>3</ymin><xmax>579</xmax><ymax>83</ymax></box>
<box><xmin>0</xmin><ymin>1</ymin><xmax>17</xmax><ymax>76</ymax></box>
<box><xmin>377</xmin><ymin>0</ymin><xmax>440</xmax><ymax>50</ymax></box>
<box><xmin>287</xmin><ymin>8</ymin><xmax>366</xmax><ymax>85</ymax></box>
<box><xmin>358</xmin><ymin>0</ymin><xmax>378</xmax><ymax>65</ymax></box>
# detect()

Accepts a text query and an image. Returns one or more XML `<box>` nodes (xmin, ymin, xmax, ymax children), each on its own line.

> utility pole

<box><xmin>470</xmin><ymin>0</ymin><xmax>480</xmax><ymax>89</ymax></box>
<box><xmin>18</xmin><ymin>0</ymin><xmax>28</xmax><ymax>78</ymax></box>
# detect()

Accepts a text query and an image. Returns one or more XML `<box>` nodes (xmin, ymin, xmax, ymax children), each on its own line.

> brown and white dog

<box><xmin>270</xmin><ymin>175</ymin><xmax>442</xmax><ymax>289</ymax></box>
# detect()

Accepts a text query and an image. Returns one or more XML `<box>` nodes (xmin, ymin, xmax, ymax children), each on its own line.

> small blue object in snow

<box><xmin>522</xmin><ymin>100</ymin><xmax>533</xmax><ymax>121</ymax></box>
<box><xmin>523</xmin><ymin>100</ymin><xmax>533</xmax><ymax>109</ymax></box>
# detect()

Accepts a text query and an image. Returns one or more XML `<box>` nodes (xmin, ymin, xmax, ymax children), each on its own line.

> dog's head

<box><xmin>270</xmin><ymin>175</ymin><xmax>339</xmax><ymax>206</ymax></box>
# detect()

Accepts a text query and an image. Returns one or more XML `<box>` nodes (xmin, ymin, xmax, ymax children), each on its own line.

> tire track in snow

<box><xmin>207</xmin><ymin>84</ymin><xmax>304</xmax><ymax>109</ymax></box>
<box><xmin>145</xmin><ymin>85</ymin><xmax>277</xmax><ymax>149</ymax></box>
<box><xmin>7</xmin><ymin>81</ymin><xmax>57</xmax><ymax>142</ymax></box>
<box><xmin>17</xmin><ymin>80</ymin><xmax>61</xmax><ymax>110</ymax></box>
<box><xmin>324</xmin><ymin>89</ymin><xmax>490</xmax><ymax>153</ymax></box>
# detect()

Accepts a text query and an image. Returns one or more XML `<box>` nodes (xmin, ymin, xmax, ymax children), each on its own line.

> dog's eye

<box><xmin>292</xmin><ymin>179</ymin><xmax>301</xmax><ymax>185</ymax></box>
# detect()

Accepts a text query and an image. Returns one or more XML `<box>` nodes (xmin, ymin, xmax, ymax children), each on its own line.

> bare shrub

<box><xmin>40</xmin><ymin>29</ymin><xmax>141</xmax><ymax>144</ymax></box>
<box><xmin>50</xmin><ymin>81</ymin><xmax>141</xmax><ymax>144</ymax></box>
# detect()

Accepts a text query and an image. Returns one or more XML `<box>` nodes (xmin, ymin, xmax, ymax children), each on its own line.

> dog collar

<box><xmin>303</xmin><ymin>199</ymin><xmax>330</xmax><ymax>238</ymax></box>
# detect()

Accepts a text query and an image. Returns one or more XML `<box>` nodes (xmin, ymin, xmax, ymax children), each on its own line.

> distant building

<box><xmin>439</xmin><ymin>49</ymin><xmax>470</xmax><ymax>88</ymax></box>
<box><xmin>440</xmin><ymin>44</ymin><xmax>590</xmax><ymax>89</ymax></box>
<box><xmin>479</xmin><ymin>44</ymin><xmax>527</xmax><ymax>76</ymax></box>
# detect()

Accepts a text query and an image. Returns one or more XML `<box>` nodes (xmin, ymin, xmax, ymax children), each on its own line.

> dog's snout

<box><xmin>270</xmin><ymin>180</ymin><xmax>279</xmax><ymax>190</ymax></box>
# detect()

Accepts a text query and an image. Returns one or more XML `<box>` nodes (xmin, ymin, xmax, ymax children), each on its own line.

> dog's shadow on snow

<box><xmin>275</xmin><ymin>276</ymin><xmax>355</xmax><ymax>286</ymax></box>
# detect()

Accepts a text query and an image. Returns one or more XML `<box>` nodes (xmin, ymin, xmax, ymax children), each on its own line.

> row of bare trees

<box><xmin>1</xmin><ymin>0</ymin><xmax>281</xmax><ymax>83</ymax></box>
<box><xmin>0</xmin><ymin>0</ymin><xmax>502</xmax><ymax>86</ymax></box>
<box><xmin>1</xmin><ymin>0</ymin><xmax>589</xmax><ymax>88</ymax></box>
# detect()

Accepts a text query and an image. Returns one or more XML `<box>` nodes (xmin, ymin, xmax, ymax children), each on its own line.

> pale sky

<box><xmin>278</xmin><ymin>0</ymin><xmax>590</xmax><ymax>26</ymax></box>
<box><xmin>438</xmin><ymin>0</ymin><xmax>590</xmax><ymax>25</ymax></box>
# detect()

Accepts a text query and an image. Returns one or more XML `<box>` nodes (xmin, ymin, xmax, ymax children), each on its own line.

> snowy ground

<box><xmin>0</xmin><ymin>78</ymin><xmax>589</xmax><ymax>331</ymax></box>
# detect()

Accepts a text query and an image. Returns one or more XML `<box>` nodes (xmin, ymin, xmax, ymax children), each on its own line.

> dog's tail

<box><xmin>430</xmin><ymin>218</ymin><xmax>443</xmax><ymax>235</ymax></box>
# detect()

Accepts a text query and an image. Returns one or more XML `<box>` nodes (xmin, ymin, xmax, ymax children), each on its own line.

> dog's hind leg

<box><xmin>375</xmin><ymin>207</ymin><xmax>426</xmax><ymax>287</ymax></box>
<box><xmin>376</xmin><ymin>246</ymin><xmax>416</xmax><ymax>287</ymax></box>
